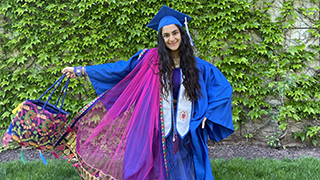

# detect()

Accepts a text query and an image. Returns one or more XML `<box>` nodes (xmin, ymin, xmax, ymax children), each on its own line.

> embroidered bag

<box><xmin>2</xmin><ymin>75</ymin><xmax>70</xmax><ymax>164</ymax></box>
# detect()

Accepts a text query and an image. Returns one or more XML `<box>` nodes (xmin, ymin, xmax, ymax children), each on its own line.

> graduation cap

<box><xmin>147</xmin><ymin>5</ymin><xmax>195</xmax><ymax>46</ymax></box>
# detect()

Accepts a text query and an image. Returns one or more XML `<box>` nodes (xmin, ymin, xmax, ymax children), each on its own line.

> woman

<box><xmin>60</xmin><ymin>5</ymin><xmax>234</xmax><ymax>180</ymax></box>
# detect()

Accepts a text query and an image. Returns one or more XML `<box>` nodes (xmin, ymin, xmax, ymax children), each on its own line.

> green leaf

<box><xmin>312</xmin><ymin>139</ymin><xmax>318</xmax><ymax>147</ymax></box>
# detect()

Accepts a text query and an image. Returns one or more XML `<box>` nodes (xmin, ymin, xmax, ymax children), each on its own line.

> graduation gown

<box><xmin>86</xmin><ymin>49</ymin><xmax>234</xmax><ymax>180</ymax></box>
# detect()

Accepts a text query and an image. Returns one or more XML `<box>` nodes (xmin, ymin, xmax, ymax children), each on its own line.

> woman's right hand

<box><xmin>62</xmin><ymin>67</ymin><xmax>76</xmax><ymax>79</ymax></box>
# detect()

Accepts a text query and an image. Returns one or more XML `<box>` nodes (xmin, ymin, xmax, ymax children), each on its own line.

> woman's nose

<box><xmin>169</xmin><ymin>35</ymin><xmax>174</xmax><ymax>41</ymax></box>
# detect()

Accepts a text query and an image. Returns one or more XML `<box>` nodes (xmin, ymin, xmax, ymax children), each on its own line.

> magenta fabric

<box><xmin>75</xmin><ymin>48</ymin><xmax>165</xmax><ymax>179</ymax></box>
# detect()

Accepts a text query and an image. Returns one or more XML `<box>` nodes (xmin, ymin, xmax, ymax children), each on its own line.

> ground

<box><xmin>1</xmin><ymin>140</ymin><xmax>320</xmax><ymax>162</ymax></box>
<box><xmin>207</xmin><ymin>143</ymin><xmax>320</xmax><ymax>160</ymax></box>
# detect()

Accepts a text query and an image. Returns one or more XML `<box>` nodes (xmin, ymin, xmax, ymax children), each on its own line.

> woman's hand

<box><xmin>202</xmin><ymin>117</ymin><xmax>207</xmax><ymax>129</ymax></box>
<box><xmin>62</xmin><ymin>67</ymin><xmax>76</xmax><ymax>79</ymax></box>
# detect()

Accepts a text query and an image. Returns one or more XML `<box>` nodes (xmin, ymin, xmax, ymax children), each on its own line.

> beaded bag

<box><xmin>2</xmin><ymin>75</ymin><xmax>70</xmax><ymax>164</ymax></box>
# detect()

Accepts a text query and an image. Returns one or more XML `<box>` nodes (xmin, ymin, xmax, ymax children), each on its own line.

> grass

<box><xmin>212</xmin><ymin>157</ymin><xmax>320</xmax><ymax>180</ymax></box>
<box><xmin>0</xmin><ymin>159</ymin><xmax>80</xmax><ymax>180</ymax></box>
<box><xmin>1</xmin><ymin>157</ymin><xmax>320</xmax><ymax>180</ymax></box>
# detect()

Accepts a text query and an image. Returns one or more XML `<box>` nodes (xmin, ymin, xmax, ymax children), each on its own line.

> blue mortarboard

<box><xmin>147</xmin><ymin>5</ymin><xmax>191</xmax><ymax>31</ymax></box>
<box><xmin>147</xmin><ymin>5</ymin><xmax>195</xmax><ymax>46</ymax></box>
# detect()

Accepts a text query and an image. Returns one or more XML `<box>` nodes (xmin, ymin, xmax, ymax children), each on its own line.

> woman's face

<box><xmin>161</xmin><ymin>24</ymin><xmax>181</xmax><ymax>52</ymax></box>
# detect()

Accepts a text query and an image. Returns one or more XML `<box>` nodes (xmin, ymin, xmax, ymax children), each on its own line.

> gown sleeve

<box><xmin>205</xmin><ymin>65</ymin><xmax>234</xmax><ymax>142</ymax></box>
<box><xmin>86</xmin><ymin>49</ymin><xmax>145</xmax><ymax>96</ymax></box>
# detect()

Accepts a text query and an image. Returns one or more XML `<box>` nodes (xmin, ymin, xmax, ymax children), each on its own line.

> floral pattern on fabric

<box><xmin>54</xmin><ymin>97</ymin><xmax>117</xmax><ymax>180</ymax></box>
<box><xmin>3</xmin><ymin>100</ymin><xmax>69</xmax><ymax>151</ymax></box>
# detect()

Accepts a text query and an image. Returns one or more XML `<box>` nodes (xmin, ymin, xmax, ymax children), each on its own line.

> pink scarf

<box><xmin>75</xmin><ymin>48</ymin><xmax>166</xmax><ymax>179</ymax></box>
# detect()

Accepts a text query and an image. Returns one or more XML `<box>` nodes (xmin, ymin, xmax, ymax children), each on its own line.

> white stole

<box><xmin>162</xmin><ymin>70</ymin><xmax>193</xmax><ymax>138</ymax></box>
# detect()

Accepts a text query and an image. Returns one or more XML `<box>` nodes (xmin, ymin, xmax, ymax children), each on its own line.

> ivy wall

<box><xmin>1</xmin><ymin>0</ymin><xmax>320</xmax><ymax>147</ymax></box>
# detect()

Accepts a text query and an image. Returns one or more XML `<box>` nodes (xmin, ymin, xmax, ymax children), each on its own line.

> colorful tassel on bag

<box><xmin>3</xmin><ymin>123</ymin><xmax>13</xmax><ymax>148</ymax></box>
<box><xmin>12</xmin><ymin>102</ymin><xmax>23</xmax><ymax>115</ymax></box>
<box><xmin>20</xmin><ymin>148</ymin><xmax>26</xmax><ymax>164</ymax></box>
<box><xmin>39</xmin><ymin>150</ymin><xmax>48</xmax><ymax>165</ymax></box>
<box><xmin>2</xmin><ymin>139</ymin><xmax>9</xmax><ymax>148</ymax></box>
<box><xmin>52</xmin><ymin>151</ymin><xmax>59</xmax><ymax>159</ymax></box>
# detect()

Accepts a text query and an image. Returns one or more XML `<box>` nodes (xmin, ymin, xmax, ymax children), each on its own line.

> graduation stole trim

<box><xmin>162</xmin><ymin>70</ymin><xmax>193</xmax><ymax>138</ymax></box>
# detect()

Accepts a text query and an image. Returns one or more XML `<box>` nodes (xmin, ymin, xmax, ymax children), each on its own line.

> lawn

<box><xmin>1</xmin><ymin>157</ymin><xmax>320</xmax><ymax>180</ymax></box>
<box><xmin>0</xmin><ymin>159</ymin><xmax>80</xmax><ymax>180</ymax></box>
<box><xmin>212</xmin><ymin>157</ymin><xmax>320</xmax><ymax>180</ymax></box>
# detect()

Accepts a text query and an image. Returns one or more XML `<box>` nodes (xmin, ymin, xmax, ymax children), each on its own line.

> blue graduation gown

<box><xmin>86</xmin><ymin>49</ymin><xmax>234</xmax><ymax>180</ymax></box>
<box><xmin>191</xmin><ymin>57</ymin><xmax>234</xmax><ymax>179</ymax></box>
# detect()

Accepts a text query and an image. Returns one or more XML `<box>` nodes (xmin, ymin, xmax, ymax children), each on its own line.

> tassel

<box><xmin>39</xmin><ymin>150</ymin><xmax>48</xmax><ymax>165</ymax></box>
<box><xmin>3</xmin><ymin>139</ymin><xmax>9</xmax><ymax>148</ymax></box>
<box><xmin>12</xmin><ymin>102</ymin><xmax>23</xmax><ymax>115</ymax></box>
<box><xmin>184</xmin><ymin>17</ymin><xmax>195</xmax><ymax>46</ymax></box>
<box><xmin>3</xmin><ymin>123</ymin><xmax>13</xmax><ymax>148</ymax></box>
<box><xmin>173</xmin><ymin>134</ymin><xmax>179</xmax><ymax>155</ymax></box>
<box><xmin>52</xmin><ymin>151</ymin><xmax>59</xmax><ymax>159</ymax></box>
<box><xmin>20</xmin><ymin>148</ymin><xmax>26</xmax><ymax>164</ymax></box>
<box><xmin>3</xmin><ymin>133</ymin><xmax>12</xmax><ymax>149</ymax></box>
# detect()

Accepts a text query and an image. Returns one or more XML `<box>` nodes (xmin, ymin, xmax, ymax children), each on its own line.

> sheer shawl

<box><xmin>75</xmin><ymin>48</ymin><xmax>165</xmax><ymax>179</ymax></box>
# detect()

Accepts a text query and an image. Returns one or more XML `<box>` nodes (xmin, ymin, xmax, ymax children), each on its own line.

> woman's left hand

<box><xmin>202</xmin><ymin>117</ymin><xmax>207</xmax><ymax>129</ymax></box>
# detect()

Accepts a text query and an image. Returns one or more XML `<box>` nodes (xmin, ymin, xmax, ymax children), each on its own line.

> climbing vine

<box><xmin>1</xmin><ymin>0</ymin><xmax>320</xmax><ymax>146</ymax></box>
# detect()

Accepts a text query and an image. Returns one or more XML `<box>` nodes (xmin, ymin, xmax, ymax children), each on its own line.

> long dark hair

<box><xmin>157</xmin><ymin>24</ymin><xmax>203</xmax><ymax>101</ymax></box>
